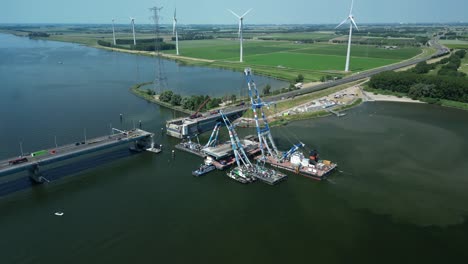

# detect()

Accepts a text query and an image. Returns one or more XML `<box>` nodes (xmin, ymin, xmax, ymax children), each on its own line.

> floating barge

<box><xmin>251</xmin><ymin>165</ymin><xmax>288</xmax><ymax>185</ymax></box>
<box><xmin>175</xmin><ymin>141</ymin><xmax>205</xmax><ymax>158</ymax></box>
<box><xmin>226</xmin><ymin>164</ymin><xmax>287</xmax><ymax>185</ymax></box>
<box><xmin>262</xmin><ymin>155</ymin><xmax>337</xmax><ymax>181</ymax></box>
<box><xmin>175</xmin><ymin>138</ymin><xmax>261</xmax><ymax>171</ymax></box>
<box><xmin>227</xmin><ymin>167</ymin><xmax>256</xmax><ymax>184</ymax></box>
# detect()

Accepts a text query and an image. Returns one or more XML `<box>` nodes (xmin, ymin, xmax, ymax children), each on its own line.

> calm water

<box><xmin>0</xmin><ymin>33</ymin><xmax>286</xmax><ymax>159</ymax></box>
<box><xmin>1</xmin><ymin>34</ymin><xmax>468</xmax><ymax>263</ymax></box>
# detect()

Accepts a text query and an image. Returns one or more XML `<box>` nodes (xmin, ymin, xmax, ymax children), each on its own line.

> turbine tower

<box><xmin>130</xmin><ymin>17</ymin><xmax>136</xmax><ymax>45</ymax></box>
<box><xmin>173</xmin><ymin>8</ymin><xmax>179</xmax><ymax>55</ymax></box>
<box><xmin>336</xmin><ymin>0</ymin><xmax>359</xmax><ymax>72</ymax></box>
<box><xmin>111</xmin><ymin>18</ymin><xmax>116</xmax><ymax>45</ymax></box>
<box><xmin>228</xmin><ymin>8</ymin><xmax>252</xmax><ymax>62</ymax></box>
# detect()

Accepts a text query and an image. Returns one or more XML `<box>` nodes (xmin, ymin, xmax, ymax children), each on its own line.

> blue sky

<box><xmin>1</xmin><ymin>0</ymin><xmax>467</xmax><ymax>24</ymax></box>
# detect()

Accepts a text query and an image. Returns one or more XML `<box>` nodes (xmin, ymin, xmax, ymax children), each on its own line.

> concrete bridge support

<box><xmin>28</xmin><ymin>164</ymin><xmax>45</xmax><ymax>183</ymax></box>
<box><xmin>133</xmin><ymin>135</ymin><xmax>153</xmax><ymax>151</ymax></box>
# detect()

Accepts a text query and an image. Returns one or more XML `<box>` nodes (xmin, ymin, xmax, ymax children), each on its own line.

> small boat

<box><xmin>192</xmin><ymin>164</ymin><xmax>216</xmax><ymax>177</ymax></box>
<box><xmin>54</xmin><ymin>211</ymin><xmax>64</xmax><ymax>216</ymax></box>
<box><xmin>146</xmin><ymin>142</ymin><xmax>162</xmax><ymax>154</ymax></box>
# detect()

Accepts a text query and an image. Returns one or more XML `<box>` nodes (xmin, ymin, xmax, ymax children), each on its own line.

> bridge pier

<box><xmin>28</xmin><ymin>164</ymin><xmax>45</xmax><ymax>183</ymax></box>
<box><xmin>133</xmin><ymin>135</ymin><xmax>153</xmax><ymax>151</ymax></box>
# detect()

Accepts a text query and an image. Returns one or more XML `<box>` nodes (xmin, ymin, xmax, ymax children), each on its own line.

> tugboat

<box><xmin>192</xmin><ymin>163</ymin><xmax>216</xmax><ymax>177</ymax></box>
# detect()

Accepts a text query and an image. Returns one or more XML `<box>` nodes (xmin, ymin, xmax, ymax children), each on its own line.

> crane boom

<box><xmin>280</xmin><ymin>142</ymin><xmax>305</xmax><ymax>162</ymax></box>
<box><xmin>244</xmin><ymin>68</ymin><xmax>279</xmax><ymax>160</ymax></box>
<box><xmin>220</xmin><ymin>110</ymin><xmax>251</xmax><ymax>168</ymax></box>
<box><xmin>204</xmin><ymin>122</ymin><xmax>222</xmax><ymax>148</ymax></box>
<box><xmin>190</xmin><ymin>97</ymin><xmax>211</xmax><ymax>119</ymax></box>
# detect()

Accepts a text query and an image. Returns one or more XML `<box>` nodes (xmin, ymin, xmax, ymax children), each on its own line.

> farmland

<box><xmin>440</xmin><ymin>39</ymin><xmax>468</xmax><ymax>49</ymax></box>
<box><xmin>255</xmin><ymin>32</ymin><xmax>337</xmax><ymax>41</ymax></box>
<box><xmin>0</xmin><ymin>24</ymin><xmax>427</xmax><ymax>82</ymax></box>
<box><xmin>163</xmin><ymin>39</ymin><xmax>421</xmax><ymax>74</ymax></box>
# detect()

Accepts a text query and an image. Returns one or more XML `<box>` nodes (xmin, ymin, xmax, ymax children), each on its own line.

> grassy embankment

<box><xmin>130</xmin><ymin>82</ymin><xmax>192</xmax><ymax>115</ymax></box>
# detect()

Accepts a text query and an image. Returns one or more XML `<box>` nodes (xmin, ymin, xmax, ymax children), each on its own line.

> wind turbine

<box><xmin>336</xmin><ymin>0</ymin><xmax>359</xmax><ymax>72</ymax></box>
<box><xmin>130</xmin><ymin>17</ymin><xmax>136</xmax><ymax>45</ymax></box>
<box><xmin>111</xmin><ymin>18</ymin><xmax>116</xmax><ymax>45</ymax></box>
<box><xmin>173</xmin><ymin>8</ymin><xmax>179</xmax><ymax>55</ymax></box>
<box><xmin>228</xmin><ymin>8</ymin><xmax>252</xmax><ymax>62</ymax></box>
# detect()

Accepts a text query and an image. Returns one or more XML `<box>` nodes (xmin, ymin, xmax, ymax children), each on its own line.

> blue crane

<box><xmin>219</xmin><ymin>110</ymin><xmax>252</xmax><ymax>169</ymax></box>
<box><xmin>244</xmin><ymin>68</ymin><xmax>280</xmax><ymax>160</ymax></box>
<box><xmin>244</xmin><ymin>68</ymin><xmax>305</xmax><ymax>162</ymax></box>
<box><xmin>204</xmin><ymin>122</ymin><xmax>222</xmax><ymax>148</ymax></box>
<box><xmin>280</xmin><ymin>142</ymin><xmax>305</xmax><ymax>162</ymax></box>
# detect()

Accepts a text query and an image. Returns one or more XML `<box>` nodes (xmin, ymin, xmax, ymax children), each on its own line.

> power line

<box><xmin>149</xmin><ymin>5</ymin><xmax>167</xmax><ymax>94</ymax></box>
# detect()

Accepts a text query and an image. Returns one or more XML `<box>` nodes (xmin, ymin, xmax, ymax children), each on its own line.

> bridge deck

<box><xmin>0</xmin><ymin>129</ymin><xmax>153</xmax><ymax>177</ymax></box>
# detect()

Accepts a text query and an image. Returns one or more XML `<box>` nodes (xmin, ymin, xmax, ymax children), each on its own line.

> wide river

<box><xmin>1</xmin><ymin>33</ymin><xmax>468</xmax><ymax>263</ymax></box>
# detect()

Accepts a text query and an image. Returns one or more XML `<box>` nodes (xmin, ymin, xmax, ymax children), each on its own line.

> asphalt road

<box><xmin>0</xmin><ymin>129</ymin><xmax>152</xmax><ymax>177</ymax></box>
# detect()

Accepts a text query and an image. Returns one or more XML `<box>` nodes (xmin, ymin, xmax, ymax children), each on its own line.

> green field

<box><xmin>258</xmin><ymin>32</ymin><xmax>337</xmax><ymax>41</ymax></box>
<box><xmin>244</xmin><ymin>52</ymin><xmax>399</xmax><ymax>71</ymax></box>
<box><xmin>440</xmin><ymin>39</ymin><xmax>468</xmax><ymax>49</ymax></box>
<box><xmin>290</xmin><ymin>44</ymin><xmax>421</xmax><ymax>59</ymax></box>
<box><xmin>164</xmin><ymin>39</ymin><xmax>420</xmax><ymax>72</ymax></box>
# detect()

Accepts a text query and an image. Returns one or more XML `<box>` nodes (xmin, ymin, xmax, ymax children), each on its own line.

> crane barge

<box><xmin>220</xmin><ymin>110</ymin><xmax>287</xmax><ymax>185</ymax></box>
<box><xmin>243</xmin><ymin>68</ymin><xmax>337</xmax><ymax>181</ymax></box>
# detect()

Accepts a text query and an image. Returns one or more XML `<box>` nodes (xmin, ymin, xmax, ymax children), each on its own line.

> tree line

<box><xmin>28</xmin><ymin>32</ymin><xmax>50</xmax><ymax>38</ymax></box>
<box><xmin>330</xmin><ymin>38</ymin><xmax>424</xmax><ymax>47</ymax></box>
<box><xmin>97</xmin><ymin>39</ymin><xmax>175</xmax><ymax>51</ymax></box>
<box><xmin>155</xmin><ymin>90</ymin><xmax>237</xmax><ymax>111</ymax></box>
<box><xmin>172</xmin><ymin>33</ymin><xmax>214</xmax><ymax>41</ymax></box>
<box><xmin>369</xmin><ymin>49</ymin><xmax>467</xmax><ymax>103</ymax></box>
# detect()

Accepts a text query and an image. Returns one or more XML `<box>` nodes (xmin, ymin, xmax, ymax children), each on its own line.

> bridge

<box><xmin>0</xmin><ymin>128</ymin><xmax>154</xmax><ymax>183</ymax></box>
<box><xmin>166</xmin><ymin>107</ymin><xmax>246</xmax><ymax>139</ymax></box>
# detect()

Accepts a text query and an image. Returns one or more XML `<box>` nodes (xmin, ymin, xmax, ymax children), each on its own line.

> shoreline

<box><xmin>129</xmin><ymin>82</ymin><xmax>193</xmax><ymax>115</ymax></box>
<box><xmin>362</xmin><ymin>91</ymin><xmax>424</xmax><ymax>104</ymax></box>
<box><xmin>6</xmin><ymin>32</ymin><xmax>465</xmax><ymax>123</ymax></box>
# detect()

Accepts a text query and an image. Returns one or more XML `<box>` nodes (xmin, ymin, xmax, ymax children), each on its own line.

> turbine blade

<box><xmin>335</xmin><ymin>18</ymin><xmax>348</xmax><ymax>29</ymax></box>
<box><xmin>227</xmin><ymin>9</ymin><xmax>240</xmax><ymax>19</ymax></box>
<box><xmin>349</xmin><ymin>0</ymin><xmax>354</xmax><ymax>15</ymax></box>
<box><xmin>174</xmin><ymin>8</ymin><xmax>177</xmax><ymax>19</ymax></box>
<box><xmin>241</xmin><ymin>8</ymin><xmax>252</xmax><ymax>18</ymax></box>
<box><xmin>173</xmin><ymin>20</ymin><xmax>176</xmax><ymax>35</ymax></box>
<box><xmin>350</xmin><ymin>16</ymin><xmax>359</xmax><ymax>30</ymax></box>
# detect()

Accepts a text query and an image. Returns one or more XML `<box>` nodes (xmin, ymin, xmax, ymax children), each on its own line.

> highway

<box><xmin>0</xmin><ymin>129</ymin><xmax>153</xmax><ymax>178</ymax></box>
